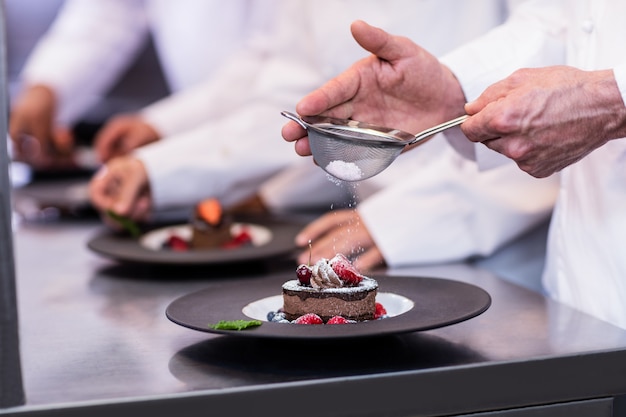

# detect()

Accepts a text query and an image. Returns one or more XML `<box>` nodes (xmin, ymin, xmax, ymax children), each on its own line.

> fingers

<box><xmin>94</xmin><ymin>115</ymin><xmax>160</xmax><ymax>163</ymax></box>
<box><xmin>9</xmin><ymin>85</ymin><xmax>57</xmax><ymax>160</ymax></box>
<box><xmin>93</xmin><ymin>120</ymin><xmax>127</xmax><ymax>162</ymax></box>
<box><xmin>51</xmin><ymin>127</ymin><xmax>75</xmax><ymax>156</ymax></box>
<box><xmin>295</xmin><ymin>73</ymin><xmax>359</xmax><ymax>118</ymax></box>
<box><xmin>465</xmin><ymin>74</ymin><xmax>515</xmax><ymax>115</ymax></box>
<box><xmin>281</xmin><ymin>121</ymin><xmax>306</xmax><ymax>143</ymax></box>
<box><xmin>9</xmin><ymin>109</ymin><xmax>51</xmax><ymax>162</ymax></box>
<box><xmin>89</xmin><ymin>166</ymin><xmax>119</xmax><ymax>212</ymax></box>
<box><xmin>113</xmin><ymin>172</ymin><xmax>147</xmax><ymax>216</ymax></box>
<box><xmin>296</xmin><ymin>210</ymin><xmax>354</xmax><ymax>247</ymax></box>
<box><xmin>88</xmin><ymin>157</ymin><xmax>151</xmax><ymax>221</ymax></box>
<box><xmin>128</xmin><ymin>193</ymin><xmax>152</xmax><ymax>221</ymax></box>
<box><xmin>295</xmin><ymin>210</ymin><xmax>382</xmax><ymax>270</ymax></box>
<box><xmin>352</xmin><ymin>247</ymin><xmax>385</xmax><ymax>273</ymax></box>
<box><xmin>462</xmin><ymin>76</ymin><xmax>522</xmax><ymax>143</ymax></box>
<box><xmin>281</xmin><ymin>113</ymin><xmax>313</xmax><ymax>156</ymax></box>
<box><xmin>293</xmin><ymin>20</ymin><xmax>390</xmax><ymax>118</ymax></box>
<box><xmin>297</xmin><ymin>227</ymin><xmax>362</xmax><ymax>265</ymax></box>
<box><xmin>293</xmin><ymin>138</ymin><xmax>312</xmax><ymax>157</ymax></box>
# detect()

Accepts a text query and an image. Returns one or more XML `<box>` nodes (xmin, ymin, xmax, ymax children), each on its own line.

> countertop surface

<box><xmin>4</xmin><ymin>205</ymin><xmax>626</xmax><ymax>416</ymax></box>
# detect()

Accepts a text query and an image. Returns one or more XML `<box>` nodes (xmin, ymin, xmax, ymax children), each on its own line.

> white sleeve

<box><xmin>357</xmin><ymin>146</ymin><xmax>559</xmax><ymax>266</ymax></box>
<box><xmin>138</xmin><ymin>44</ymin><xmax>278</xmax><ymax>138</ymax></box>
<box><xmin>439</xmin><ymin>0</ymin><xmax>568</xmax><ymax>169</ymax></box>
<box><xmin>133</xmin><ymin>103</ymin><xmax>303</xmax><ymax>210</ymax></box>
<box><xmin>18</xmin><ymin>0</ymin><xmax>149</xmax><ymax>125</ymax></box>
<box><xmin>140</xmin><ymin>0</ymin><xmax>319</xmax><ymax>139</ymax></box>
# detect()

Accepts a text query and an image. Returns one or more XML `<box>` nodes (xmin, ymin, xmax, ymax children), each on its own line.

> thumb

<box><xmin>111</xmin><ymin>162</ymin><xmax>148</xmax><ymax>215</ymax></box>
<box><xmin>350</xmin><ymin>20</ymin><xmax>402</xmax><ymax>63</ymax></box>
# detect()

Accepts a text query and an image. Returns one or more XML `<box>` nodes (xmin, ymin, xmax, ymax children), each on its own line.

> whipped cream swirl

<box><xmin>310</xmin><ymin>259</ymin><xmax>343</xmax><ymax>289</ymax></box>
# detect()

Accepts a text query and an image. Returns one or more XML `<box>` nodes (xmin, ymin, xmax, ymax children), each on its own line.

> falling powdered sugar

<box><xmin>325</xmin><ymin>160</ymin><xmax>363</xmax><ymax>181</ymax></box>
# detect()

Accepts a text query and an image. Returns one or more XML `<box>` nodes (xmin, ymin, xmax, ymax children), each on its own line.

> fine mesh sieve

<box><xmin>281</xmin><ymin>111</ymin><xmax>468</xmax><ymax>181</ymax></box>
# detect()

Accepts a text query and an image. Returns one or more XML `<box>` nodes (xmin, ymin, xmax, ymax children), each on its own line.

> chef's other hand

<box><xmin>463</xmin><ymin>66</ymin><xmax>626</xmax><ymax>178</ymax></box>
<box><xmin>281</xmin><ymin>20</ymin><xmax>465</xmax><ymax>157</ymax></box>
<box><xmin>89</xmin><ymin>156</ymin><xmax>152</xmax><ymax>224</ymax></box>
<box><xmin>295</xmin><ymin>209</ymin><xmax>385</xmax><ymax>272</ymax></box>
<box><xmin>93</xmin><ymin>114</ymin><xmax>161</xmax><ymax>163</ymax></box>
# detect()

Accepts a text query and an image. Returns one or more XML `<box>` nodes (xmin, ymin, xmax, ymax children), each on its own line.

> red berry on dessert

<box><xmin>375</xmin><ymin>302</ymin><xmax>387</xmax><ymax>319</ymax></box>
<box><xmin>329</xmin><ymin>253</ymin><xmax>363</xmax><ymax>285</ymax></box>
<box><xmin>293</xmin><ymin>313</ymin><xmax>323</xmax><ymax>325</ymax></box>
<box><xmin>296</xmin><ymin>264</ymin><xmax>313</xmax><ymax>285</ymax></box>
<box><xmin>326</xmin><ymin>315</ymin><xmax>349</xmax><ymax>324</ymax></box>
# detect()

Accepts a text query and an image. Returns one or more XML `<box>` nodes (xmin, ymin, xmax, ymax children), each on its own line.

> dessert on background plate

<box><xmin>159</xmin><ymin>198</ymin><xmax>254</xmax><ymax>251</ymax></box>
<box><xmin>190</xmin><ymin>198</ymin><xmax>234</xmax><ymax>249</ymax></box>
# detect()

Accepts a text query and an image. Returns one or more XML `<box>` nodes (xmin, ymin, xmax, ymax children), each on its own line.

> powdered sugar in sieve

<box><xmin>324</xmin><ymin>160</ymin><xmax>363</xmax><ymax>181</ymax></box>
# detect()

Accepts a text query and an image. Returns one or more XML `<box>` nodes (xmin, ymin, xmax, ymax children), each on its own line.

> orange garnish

<box><xmin>197</xmin><ymin>199</ymin><xmax>222</xmax><ymax>225</ymax></box>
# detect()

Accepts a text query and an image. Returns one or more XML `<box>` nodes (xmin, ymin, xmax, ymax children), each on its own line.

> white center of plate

<box><xmin>242</xmin><ymin>292</ymin><xmax>414</xmax><ymax>321</ymax></box>
<box><xmin>139</xmin><ymin>223</ymin><xmax>272</xmax><ymax>251</ymax></box>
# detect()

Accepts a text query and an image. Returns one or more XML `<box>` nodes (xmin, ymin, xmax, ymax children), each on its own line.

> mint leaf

<box><xmin>106</xmin><ymin>209</ymin><xmax>141</xmax><ymax>238</ymax></box>
<box><xmin>209</xmin><ymin>320</ymin><xmax>262</xmax><ymax>330</ymax></box>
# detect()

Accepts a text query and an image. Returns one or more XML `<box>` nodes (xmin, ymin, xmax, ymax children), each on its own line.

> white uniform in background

<box><xmin>441</xmin><ymin>0</ymin><xmax>626</xmax><ymax>328</ymax></box>
<box><xmin>20</xmin><ymin>0</ymin><xmax>559</xmax><ymax>285</ymax></box>
<box><xmin>19</xmin><ymin>0</ymin><xmax>270</xmax><ymax>127</ymax></box>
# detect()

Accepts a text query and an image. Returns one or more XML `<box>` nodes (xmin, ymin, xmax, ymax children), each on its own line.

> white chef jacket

<box><xmin>441</xmin><ymin>0</ymin><xmax>626</xmax><ymax>329</ymax></box>
<box><xmin>19</xmin><ymin>0</ymin><xmax>269</xmax><ymax>129</ymax></box>
<box><xmin>260</xmin><ymin>0</ymin><xmax>558</xmax><ymax>263</ymax></box>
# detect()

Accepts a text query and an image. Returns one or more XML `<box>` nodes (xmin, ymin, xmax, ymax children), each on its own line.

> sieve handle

<box><xmin>409</xmin><ymin>115</ymin><xmax>469</xmax><ymax>145</ymax></box>
<box><xmin>281</xmin><ymin>111</ymin><xmax>309</xmax><ymax>130</ymax></box>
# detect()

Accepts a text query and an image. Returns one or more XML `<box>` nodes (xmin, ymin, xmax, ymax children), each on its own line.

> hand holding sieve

<box><xmin>281</xmin><ymin>111</ymin><xmax>468</xmax><ymax>181</ymax></box>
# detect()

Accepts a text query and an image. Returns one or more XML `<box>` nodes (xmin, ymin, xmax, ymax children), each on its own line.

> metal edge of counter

<box><xmin>0</xmin><ymin>348</ymin><xmax>625</xmax><ymax>417</ymax></box>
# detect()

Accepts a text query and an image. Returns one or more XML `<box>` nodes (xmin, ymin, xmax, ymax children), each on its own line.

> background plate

<box><xmin>166</xmin><ymin>274</ymin><xmax>491</xmax><ymax>339</ymax></box>
<box><xmin>87</xmin><ymin>218</ymin><xmax>302</xmax><ymax>265</ymax></box>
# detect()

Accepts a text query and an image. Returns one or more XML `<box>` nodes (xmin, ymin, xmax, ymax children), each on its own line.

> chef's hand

<box><xmin>282</xmin><ymin>19</ymin><xmax>466</xmax><ymax>156</ymax></box>
<box><xmin>88</xmin><ymin>156</ymin><xmax>152</xmax><ymax>224</ymax></box>
<box><xmin>9</xmin><ymin>84</ymin><xmax>75</xmax><ymax>168</ymax></box>
<box><xmin>462</xmin><ymin>66</ymin><xmax>626</xmax><ymax>178</ymax></box>
<box><xmin>295</xmin><ymin>209</ymin><xmax>385</xmax><ymax>272</ymax></box>
<box><xmin>93</xmin><ymin>114</ymin><xmax>161</xmax><ymax>163</ymax></box>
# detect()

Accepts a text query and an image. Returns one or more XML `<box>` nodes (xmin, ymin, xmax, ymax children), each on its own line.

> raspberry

<box><xmin>222</xmin><ymin>230</ymin><xmax>253</xmax><ymax>249</ymax></box>
<box><xmin>296</xmin><ymin>264</ymin><xmax>312</xmax><ymax>285</ymax></box>
<box><xmin>375</xmin><ymin>302</ymin><xmax>387</xmax><ymax>319</ymax></box>
<box><xmin>330</xmin><ymin>254</ymin><xmax>363</xmax><ymax>285</ymax></box>
<box><xmin>326</xmin><ymin>315</ymin><xmax>349</xmax><ymax>324</ymax></box>
<box><xmin>293</xmin><ymin>313</ymin><xmax>323</xmax><ymax>324</ymax></box>
<box><xmin>164</xmin><ymin>234</ymin><xmax>189</xmax><ymax>251</ymax></box>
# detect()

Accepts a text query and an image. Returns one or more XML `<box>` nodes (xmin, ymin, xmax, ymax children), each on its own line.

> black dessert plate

<box><xmin>166</xmin><ymin>274</ymin><xmax>491</xmax><ymax>339</ymax></box>
<box><xmin>87</xmin><ymin>218</ymin><xmax>302</xmax><ymax>265</ymax></box>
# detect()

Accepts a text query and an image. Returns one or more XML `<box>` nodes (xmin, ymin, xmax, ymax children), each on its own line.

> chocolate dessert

<box><xmin>282</xmin><ymin>254</ymin><xmax>378</xmax><ymax>322</ymax></box>
<box><xmin>190</xmin><ymin>198</ymin><xmax>233</xmax><ymax>249</ymax></box>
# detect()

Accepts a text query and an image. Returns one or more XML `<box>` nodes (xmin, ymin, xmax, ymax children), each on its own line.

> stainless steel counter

<box><xmin>3</xmin><ymin>218</ymin><xmax>626</xmax><ymax>417</ymax></box>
